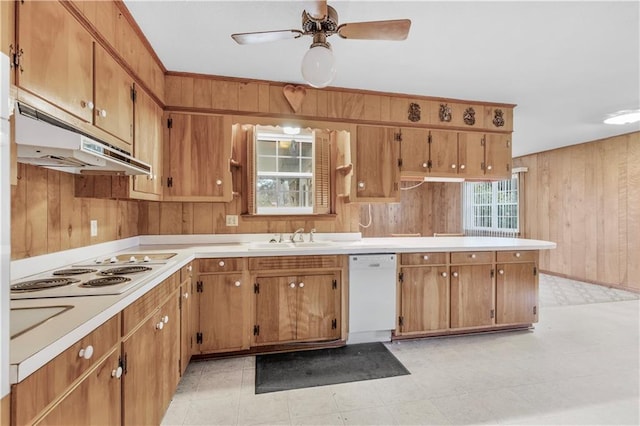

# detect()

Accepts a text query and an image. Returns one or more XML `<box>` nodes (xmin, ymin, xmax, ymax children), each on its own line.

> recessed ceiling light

<box><xmin>603</xmin><ymin>109</ymin><xmax>640</xmax><ymax>125</ymax></box>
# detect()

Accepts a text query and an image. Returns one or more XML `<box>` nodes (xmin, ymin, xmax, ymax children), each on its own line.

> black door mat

<box><xmin>255</xmin><ymin>342</ymin><xmax>410</xmax><ymax>394</ymax></box>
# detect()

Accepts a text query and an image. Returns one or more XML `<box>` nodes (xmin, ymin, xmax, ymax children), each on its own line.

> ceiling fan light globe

<box><xmin>301</xmin><ymin>45</ymin><xmax>336</xmax><ymax>88</ymax></box>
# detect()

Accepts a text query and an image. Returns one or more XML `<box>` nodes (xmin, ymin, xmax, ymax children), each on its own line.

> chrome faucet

<box><xmin>309</xmin><ymin>228</ymin><xmax>316</xmax><ymax>242</ymax></box>
<box><xmin>291</xmin><ymin>228</ymin><xmax>305</xmax><ymax>243</ymax></box>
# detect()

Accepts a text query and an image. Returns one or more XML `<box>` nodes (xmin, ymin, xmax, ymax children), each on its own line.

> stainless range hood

<box><xmin>14</xmin><ymin>102</ymin><xmax>151</xmax><ymax>176</ymax></box>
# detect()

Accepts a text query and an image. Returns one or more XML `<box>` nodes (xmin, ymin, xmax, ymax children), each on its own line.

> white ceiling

<box><xmin>124</xmin><ymin>1</ymin><xmax>640</xmax><ymax>157</ymax></box>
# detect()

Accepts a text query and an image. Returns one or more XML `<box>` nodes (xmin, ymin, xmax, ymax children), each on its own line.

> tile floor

<box><xmin>162</xmin><ymin>275</ymin><xmax>640</xmax><ymax>425</ymax></box>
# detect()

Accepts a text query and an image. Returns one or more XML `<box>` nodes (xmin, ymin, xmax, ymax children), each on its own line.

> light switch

<box><xmin>225</xmin><ymin>215</ymin><xmax>239</xmax><ymax>227</ymax></box>
<box><xmin>90</xmin><ymin>220</ymin><xmax>98</xmax><ymax>237</ymax></box>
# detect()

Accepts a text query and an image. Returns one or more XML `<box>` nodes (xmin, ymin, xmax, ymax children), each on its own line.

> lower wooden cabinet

<box><xmin>180</xmin><ymin>262</ymin><xmax>194</xmax><ymax>375</ymax></box>
<box><xmin>496</xmin><ymin>262</ymin><xmax>538</xmax><ymax>324</ymax></box>
<box><xmin>399</xmin><ymin>266</ymin><xmax>449</xmax><ymax>334</ymax></box>
<box><xmin>254</xmin><ymin>272</ymin><xmax>341</xmax><ymax>345</ymax></box>
<box><xmin>450</xmin><ymin>264</ymin><xmax>495</xmax><ymax>328</ymax></box>
<box><xmin>35</xmin><ymin>348</ymin><xmax>122</xmax><ymax>426</ymax></box>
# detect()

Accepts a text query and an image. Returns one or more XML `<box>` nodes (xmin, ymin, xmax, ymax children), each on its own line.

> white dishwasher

<box><xmin>348</xmin><ymin>254</ymin><xmax>397</xmax><ymax>344</ymax></box>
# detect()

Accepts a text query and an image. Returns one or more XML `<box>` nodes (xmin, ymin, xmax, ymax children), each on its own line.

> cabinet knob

<box><xmin>163</xmin><ymin>315</ymin><xmax>169</xmax><ymax>324</ymax></box>
<box><xmin>234</xmin><ymin>281</ymin><xmax>241</xmax><ymax>287</ymax></box>
<box><xmin>78</xmin><ymin>345</ymin><xmax>94</xmax><ymax>360</ymax></box>
<box><xmin>422</xmin><ymin>162</ymin><xmax>428</xmax><ymax>168</ymax></box>
<box><xmin>216</xmin><ymin>179</ymin><xmax>222</xmax><ymax>185</ymax></box>
<box><xmin>441</xmin><ymin>272</ymin><xmax>448</xmax><ymax>278</ymax></box>
<box><xmin>487</xmin><ymin>165</ymin><xmax>493</xmax><ymax>171</ymax></box>
<box><xmin>452</xmin><ymin>272</ymin><xmax>459</xmax><ymax>278</ymax></box>
<box><xmin>451</xmin><ymin>164</ymin><xmax>457</xmax><ymax>169</ymax></box>
<box><xmin>515</xmin><ymin>252</ymin><xmax>521</xmax><ymax>258</ymax></box>
<box><xmin>290</xmin><ymin>282</ymin><xmax>296</xmax><ymax>288</ymax></box>
<box><xmin>183</xmin><ymin>292</ymin><xmax>189</xmax><ymax>299</ymax></box>
<box><xmin>460</xmin><ymin>164</ymin><xmax>466</xmax><ymax>170</ymax></box>
<box><xmin>81</xmin><ymin>100</ymin><xmax>94</xmax><ymax>110</ymax></box>
<box><xmin>218</xmin><ymin>260</ymin><xmax>225</xmax><ymax>267</ymax></box>
<box><xmin>111</xmin><ymin>366</ymin><xmax>123</xmax><ymax>379</ymax></box>
<box><xmin>499</xmin><ymin>269</ymin><xmax>504</xmax><ymax>275</ymax></box>
<box><xmin>423</xmin><ymin>255</ymin><xmax>429</xmax><ymax>260</ymax></box>
<box><xmin>156</xmin><ymin>321</ymin><xmax>164</xmax><ymax>330</ymax></box>
<box><xmin>187</xmin><ymin>265</ymin><xmax>192</xmax><ymax>272</ymax></box>
<box><xmin>299</xmin><ymin>282</ymin><xmax>305</xmax><ymax>288</ymax></box>
<box><xmin>97</xmin><ymin>108</ymin><xmax>107</xmax><ymax>118</ymax></box>
<box><xmin>358</xmin><ymin>181</ymin><xmax>365</xmax><ymax>189</ymax></box>
<box><xmin>470</xmin><ymin>254</ymin><xmax>476</xmax><ymax>259</ymax></box>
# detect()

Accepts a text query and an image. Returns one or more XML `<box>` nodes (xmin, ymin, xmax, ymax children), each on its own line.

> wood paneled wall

<box><xmin>514</xmin><ymin>132</ymin><xmax>639</xmax><ymax>292</ymax></box>
<box><xmin>11</xmin><ymin>164</ymin><xmax>139</xmax><ymax>260</ymax></box>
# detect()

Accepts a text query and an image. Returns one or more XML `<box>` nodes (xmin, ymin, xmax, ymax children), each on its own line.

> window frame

<box><xmin>463</xmin><ymin>174</ymin><xmax>519</xmax><ymax>236</ymax></box>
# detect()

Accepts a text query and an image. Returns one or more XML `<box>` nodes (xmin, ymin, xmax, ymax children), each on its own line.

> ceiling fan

<box><xmin>231</xmin><ymin>0</ymin><xmax>411</xmax><ymax>88</ymax></box>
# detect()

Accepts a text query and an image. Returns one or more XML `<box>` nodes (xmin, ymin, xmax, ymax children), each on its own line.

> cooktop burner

<box><xmin>52</xmin><ymin>268</ymin><xmax>98</xmax><ymax>276</ymax></box>
<box><xmin>82</xmin><ymin>276</ymin><xmax>131</xmax><ymax>287</ymax></box>
<box><xmin>98</xmin><ymin>266</ymin><xmax>153</xmax><ymax>276</ymax></box>
<box><xmin>11</xmin><ymin>278</ymin><xmax>81</xmax><ymax>292</ymax></box>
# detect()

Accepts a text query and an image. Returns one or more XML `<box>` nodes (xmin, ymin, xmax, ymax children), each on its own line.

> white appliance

<box><xmin>1</xmin><ymin>52</ymin><xmax>12</xmax><ymax>403</ymax></box>
<box><xmin>9</xmin><ymin>253</ymin><xmax>176</xmax><ymax>300</ymax></box>
<box><xmin>348</xmin><ymin>254</ymin><xmax>397</xmax><ymax>344</ymax></box>
<box><xmin>14</xmin><ymin>102</ymin><xmax>151</xmax><ymax>176</ymax></box>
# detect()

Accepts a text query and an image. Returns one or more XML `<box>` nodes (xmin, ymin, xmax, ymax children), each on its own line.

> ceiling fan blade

<box><xmin>303</xmin><ymin>0</ymin><xmax>328</xmax><ymax>20</ymax></box>
<box><xmin>231</xmin><ymin>29</ymin><xmax>304</xmax><ymax>45</ymax></box>
<box><xmin>337</xmin><ymin>19</ymin><xmax>412</xmax><ymax>40</ymax></box>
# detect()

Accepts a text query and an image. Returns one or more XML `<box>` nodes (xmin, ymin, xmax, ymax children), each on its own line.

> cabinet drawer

<box><xmin>122</xmin><ymin>272</ymin><xmax>180</xmax><ymax>335</ymax></box>
<box><xmin>180</xmin><ymin>262</ymin><xmax>193</xmax><ymax>282</ymax></box>
<box><xmin>401</xmin><ymin>252</ymin><xmax>447</xmax><ymax>266</ymax></box>
<box><xmin>199</xmin><ymin>258</ymin><xmax>243</xmax><ymax>273</ymax></box>
<box><xmin>249</xmin><ymin>255</ymin><xmax>342</xmax><ymax>271</ymax></box>
<box><xmin>450</xmin><ymin>251</ymin><xmax>494</xmax><ymax>264</ymax></box>
<box><xmin>496</xmin><ymin>250</ymin><xmax>538</xmax><ymax>263</ymax></box>
<box><xmin>11</xmin><ymin>315</ymin><xmax>120</xmax><ymax>426</ymax></box>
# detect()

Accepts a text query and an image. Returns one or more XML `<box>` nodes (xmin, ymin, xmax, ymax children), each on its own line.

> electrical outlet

<box><xmin>225</xmin><ymin>215</ymin><xmax>239</xmax><ymax>227</ymax></box>
<box><xmin>90</xmin><ymin>220</ymin><xmax>98</xmax><ymax>237</ymax></box>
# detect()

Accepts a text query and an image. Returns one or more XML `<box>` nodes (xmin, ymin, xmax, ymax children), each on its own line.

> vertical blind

<box><xmin>463</xmin><ymin>175</ymin><xmax>519</xmax><ymax>237</ymax></box>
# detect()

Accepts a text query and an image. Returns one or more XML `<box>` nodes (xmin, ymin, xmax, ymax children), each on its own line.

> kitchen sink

<box><xmin>10</xmin><ymin>305</ymin><xmax>74</xmax><ymax>339</ymax></box>
<box><xmin>247</xmin><ymin>241</ymin><xmax>335</xmax><ymax>250</ymax></box>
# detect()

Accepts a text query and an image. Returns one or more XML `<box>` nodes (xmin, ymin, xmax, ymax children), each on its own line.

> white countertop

<box><xmin>9</xmin><ymin>234</ymin><xmax>556</xmax><ymax>383</ymax></box>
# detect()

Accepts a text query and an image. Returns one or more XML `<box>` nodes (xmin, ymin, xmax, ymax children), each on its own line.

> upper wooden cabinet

<box><xmin>94</xmin><ymin>44</ymin><xmax>134</xmax><ymax>145</ymax></box>
<box><xmin>484</xmin><ymin>133</ymin><xmax>512</xmax><ymax>179</ymax></box>
<box><xmin>351</xmin><ymin>125</ymin><xmax>400</xmax><ymax>202</ymax></box>
<box><xmin>164</xmin><ymin>113</ymin><xmax>234</xmax><ymax>202</ymax></box>
<box><xmin>132</xmin><ymin>85</ymin><xmax>163</xmax><ymax>199</ymax></box>
<box><xmin>16</xmin><ymin>0</ymin><xmax>94</xmax><ymax>123</ymax></box>
<box><xmin>399</xmin><ymin>127</ymin><xmax>430</xmax><ymax>178</ymax></box>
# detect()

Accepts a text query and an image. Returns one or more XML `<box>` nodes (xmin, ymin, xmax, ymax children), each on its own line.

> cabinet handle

<box><xmin>499</xmin><ymin>269</ymin><xmax>504</xmax><ymax>275</ymax></box>
<box><xmin>470</xmin><ymin>254</ymin><xmax>476</xmax><ymax>259</ymax></box>
<box><xmin>111</xmin><ymin>366</ymin><xmax>123</xmax><ymax>379</ymax></box>
<box><xmin>515</xmin><ymin>252</ymin><xmax>521</xmax><ymax>258</ymax></box>
<box><xmin>460</xmin><ymin>164</ymin><xmax>466</xmax><ymax>170</ymax></box>
<box><xmin>423</xmin><ymin>255</ymin><xmax>429</xmax><ymax>260</ymax></box>
<box><xmin>81</xmin><ymin>100</ymin><xmax>94</xmax><ymax>110</ymax></box>
<box><xmin>216</xmin><ymin>179</ymin><xmax>222</xmax><ymax>185</ymax></box>
<box><xmin>187</xmin><ymin>265</ymin><xmax>193</xmax><ymax>272</ymax></box>
<box><xmin>290</xmin><ymin>282</ymin><xmax>296</xmax><ymax>288</ymax></box>
<box><xmin>441</xmin><ymin>272</ymin><xmax>448</xmax><ymax>278</ymax></box>
<box><xmin>218</xmin><ymin>260</ymin><xmax>225</xmax><ymax>267</ymax></box>
<box><xmin>78</xmin><ymin>345</ymin><xmax>94</xmax><ymax>360</ymax></box>
<box><xmin>452</xmin><ymin>272</ymin><xmax>459</xmax><ymax>278</ymax></box>
<box><xmin>97</xmin><ymin>108</ymin><xmax>107</xmax><ymax>118</ymax></box>
<box><xmin>234</xmin><ymin>281</ymin><xmax>241</xmax><ymax>287</ymax></box>
<box><xmin>299</xmin><ymin>282</ymin><xmax>305</xmax><ymax>288</ymax></box>
<box><xmin>451</xmin><ymin>164</ymin><xmax>457</xmax><ymax>169</ymax></box>
<box><xmin>156</xmin><ymin>321</ymin><xmax>164</xmax><ymax>330</ymax></box>
<box><xmin>422</xmin><ymin>162</ymin><xmax>428</xmax><ymax>168</ymax></box>
<box><xmin>183</xmin><ymin>292</ymin><xmax>189</xmax><ymax>299</ymax></box>
<box><xmin>487</xmin><ymin>165</ymin><xmax>493</xmax><ymax>171</ymax></box>
<box><xmin>163</xmin><ymin>315</ymin><xmax>169</xmax><ymax>324</ymax></box>
<box><xmin>358</xmin><ymin>181</ymin><xmax>365</xmax><ymax>189</ymax></box>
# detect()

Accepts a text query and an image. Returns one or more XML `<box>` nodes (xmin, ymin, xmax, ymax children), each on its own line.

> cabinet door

<box><xmin>122</xmin><ymin>310</ymin><xmax>163</xmax><ymax>426</ymax></box>
<box><xmin>353</xmin><ymin>125</ymin><xmax>399</xmax><ymax>201</ymax></box>
<box><xmin>484</xmin><ymin>133</ymin><xmax>512</xmax><ymax>179</ymax></box>
<box><xmin>158</xmin><ymin>292</ymin><xmax>181</xmax><ymax>414</ymax></box>
<box><xmin>296</xmin><ymin>273</ymin><xmax>341</xmax><ymax>341</ymax></box>
<box><xmin>199</xmin><ymin>273</ymin><xmax>249</xmax><ymax>353</ymax></box>
<box><xmin>254</xmin><ymin>275</ymin><xmax>297</xmax><ymax>344</ymax></box>
<box><xmin>94</xmin><ymin>43</ymin><xmax>134</xmax><ymax>145</ymax></box>
<box><xmin>399</xmin><ymin>128</ymin><xmax>430</xmax><ymax>177</ymax></box>
<box><xmin>428</xmin><ymin>130</ymin><xmax>459</xmax><ymax>176</ymax></box>
<box><xmin>180</xmin><ymin>280</ymin><xmax>193</xmax><ymax>375</ymax></box>
<box><xmin>165</xmin><ymin>113</ymin><xmax>233</xmax><ymax>201</ymax></box>
<box><xmin>450</xmin><ymin>264</ymin><xmax>495</xmax><ymax>328</ymax></box>
<box><xmin>36</xmin><ymin>349</ymin><xmax>121</xmax><ymax>426</ymax></box>
<box><xmin>496</xmin><ymin>263</ymin><xmax>538</xmax><ymax>324</ymax></box>
<box><xmin>457</xmin><ymin>132</ymin><xmax>485</xmax><ymax>177</ymax></box>
<box><xmin>133</xmin><ymin>86</ymin><xmax>163</xmax><ymax>197</ymax></box>
<box><xmin>17</xmin><ymin>0</ymin><xmax>93</xmax><ymax>122</ymax></box>
<box><xmin>400</xmin><ymin>266</ymin><xmax>449</xmax><ymax>333</ymax></box>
